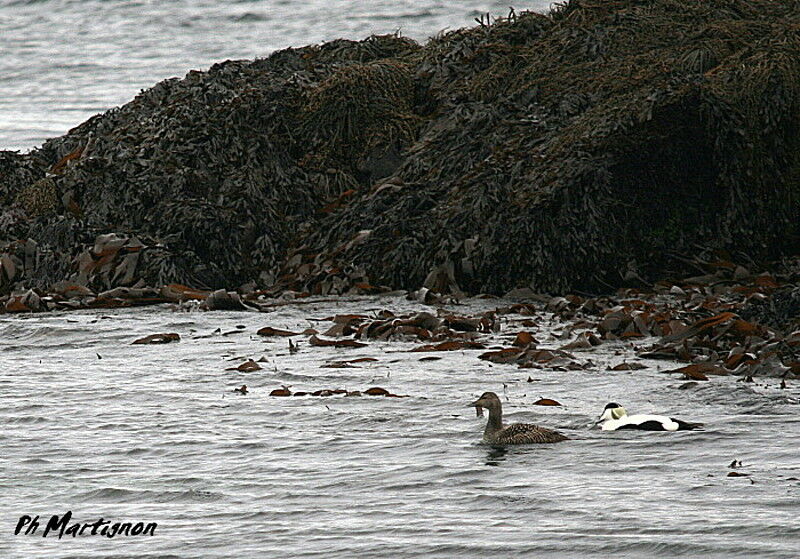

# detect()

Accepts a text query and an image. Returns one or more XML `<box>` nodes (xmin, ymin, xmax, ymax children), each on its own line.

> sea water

<box><xmin>1</xmin><ymin>295</ymin><xmax>798</xmax><ymax>557</ymax></box>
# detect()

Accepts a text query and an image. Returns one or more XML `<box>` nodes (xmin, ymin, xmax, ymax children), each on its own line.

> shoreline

<box><xmin>2</xmin><ymin>1</ymin><xmax>799</xmax><ymax>384</ymax></box>
<box><xmin>3</xmin><ymin>262</ymin><xmax>796</xmax><ymax>388</ymax></box>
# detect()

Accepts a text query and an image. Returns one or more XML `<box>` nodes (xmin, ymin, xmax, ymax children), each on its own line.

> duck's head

<box><xmin>598</xmin><ymin>402</ymin><xmax>627</xmax><ymax>423</ymax></box>
<box><xmin>470</xmin><ymin>391</ymin><xmax>501</xmax><ymax>410</ymax></box>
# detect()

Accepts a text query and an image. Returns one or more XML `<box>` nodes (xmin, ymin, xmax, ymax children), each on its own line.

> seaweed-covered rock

<box><xmin>300</xmin><ymin>59</ymin><xmax>420</xmax><ymax>179</ymax></box>
<box><xmin>0</xmin><ymin>151</ymin><xmax>47</xmax><ymax>206</ymax></box>
<box><xmin>2</xmin><ymin>1</ymin><xmax>800</xmax><ymax>298</ymax></box>
<box><xmin>740</xmin><ymin>287</ymin><xmax>800</xmax><ymax>333</ymax></box>
<box><xmin>300</xmin><ymin>1</ymin><xmax>800</xmax><ymax>295</ymax></box>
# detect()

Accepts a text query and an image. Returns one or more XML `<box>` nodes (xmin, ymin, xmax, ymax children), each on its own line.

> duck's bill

<box><xmin>467</xmin><ymin>399</ymin><xmax>484</xmax><ymax>416</ymax></box>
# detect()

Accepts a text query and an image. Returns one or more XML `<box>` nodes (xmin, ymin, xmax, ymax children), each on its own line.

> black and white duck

<box><xmin>596</xmin><ymin>402</ymin><xmax>702</xmax><ymax>431</ymax></box>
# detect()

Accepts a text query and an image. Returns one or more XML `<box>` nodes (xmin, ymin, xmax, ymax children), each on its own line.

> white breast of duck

<box><xmin>597</xmin><ymin>403</ymin><xmax>702</xmax><ymax>431</ymax></box>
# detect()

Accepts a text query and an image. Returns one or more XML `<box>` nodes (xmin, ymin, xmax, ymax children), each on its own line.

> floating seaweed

<box><xmin>226</xmin><ymin>360</ymin><xmax>262</xmax><ymax>372</ymax></box>
<box><xmin>132</xmin><ymin>333</ymin><xmax>180</xmax><ymax>344</ymax></box>
<box><xmin>411</xmin><ymin>340</ymin><xmax>486</xmax><ymax>352</ymax></box>
<box><xmin>257</xmin><ymin>326</ymin><xmax>301</xmax><ymax>337</ymax></box>
<box><xmin>308</xmin><ymin>335</ymin><xmax>367</xmax><ymax>348</ymax></box>
<box><xmin>532</xmin><ymin>398</ymin><xmax>562</xmax><ymax>407</ymax></box>
<box><xmin>268</xmin><ymin>385</ymin><xmax>407</xmax><ymax>398</ymax></box>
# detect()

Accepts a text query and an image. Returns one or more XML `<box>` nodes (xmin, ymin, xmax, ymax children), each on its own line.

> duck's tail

<box><xmin>673</xmin><ymin>418</ymin><xmax>703</xmax><ymax>430</ymax></box>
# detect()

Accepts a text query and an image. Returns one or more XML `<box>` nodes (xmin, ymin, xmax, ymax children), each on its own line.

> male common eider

<box><xmin>596</xmin><ymin>402</ymin><xmax>702</xmax><ymax>431</ymax></box>
<box><xmin>470</xmin><ymin>392</ymin><xmax>569</xmax><ymax>444</ymax></box>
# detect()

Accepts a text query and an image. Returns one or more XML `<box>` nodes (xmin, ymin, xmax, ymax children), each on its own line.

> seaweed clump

<box><xmin>295</xmin><ymin>0</ymin><xmax>800</xmax><ymax>296</ymax></box>
<box><xmin>2</xmin><ymin>1</ymin><xmax>800</xmax><ymax>302</ymax></box>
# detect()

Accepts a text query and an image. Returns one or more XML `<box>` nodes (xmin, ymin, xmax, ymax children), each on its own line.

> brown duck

<box><xmin>470</xmin><ymin>392</ymin><xmax>568</xmax><ymax>444</ymax></box>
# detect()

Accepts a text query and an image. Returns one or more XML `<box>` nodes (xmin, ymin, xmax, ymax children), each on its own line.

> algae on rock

<box><xmin>1</xmin><ymin>0</ymin><xmax>799</xmax><ymax>299</ymax></box>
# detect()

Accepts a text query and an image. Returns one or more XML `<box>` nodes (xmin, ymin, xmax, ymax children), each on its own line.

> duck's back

<box><xmin>487</xmin><ymin>423</ymin><xmax>569</xmax><ymax>444</ymax></box>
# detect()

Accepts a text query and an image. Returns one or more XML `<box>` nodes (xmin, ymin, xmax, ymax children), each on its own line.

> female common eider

<box><xmin>470</xmin><ymin>392</ymin><xmax>569</xmax><ymax>444</ymax></box>
<box><xmin>596</xmin><ymin>402</ymin><xmax>702</xmax><ymax>431</ymax></box>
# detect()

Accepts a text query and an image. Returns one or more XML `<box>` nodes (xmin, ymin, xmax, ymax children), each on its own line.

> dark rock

<box><xmin>1</xmin><ymin>2</ymin><xmax>799</xmax><ymax>299</ymax></box>
<box><xmin>740</xmin><ymin>287</ymin><xmax>800</xmax><ymax>333</ymax></box>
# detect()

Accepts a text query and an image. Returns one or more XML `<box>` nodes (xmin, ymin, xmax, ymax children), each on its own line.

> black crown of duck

<box><xmin>469</xmin><ymin>392</ymin><xmax>568</xmax><ymax>444</ymax></box>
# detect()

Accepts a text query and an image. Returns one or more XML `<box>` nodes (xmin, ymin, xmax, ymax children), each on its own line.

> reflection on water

<box><xmin>485</xmin><ymin>446</ymin><xmax>509</xmax><ymax>466</ymax></box>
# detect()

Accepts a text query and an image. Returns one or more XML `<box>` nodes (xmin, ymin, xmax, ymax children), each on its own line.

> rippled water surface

<box><xmin>0</xmin><ymin>0</ymin><xmax>551</xmax><ymax>151</ymax></box>
<box><xmin>1</xmin><ymin>295</ymin><xmax>799</xmax><ymax>557</ymax></box>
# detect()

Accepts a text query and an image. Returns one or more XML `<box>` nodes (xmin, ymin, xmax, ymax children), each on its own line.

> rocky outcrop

<box><xmin>2</xmin><ymin>0</ymin><xmax>800</xmax><ymax>302</ymax></box>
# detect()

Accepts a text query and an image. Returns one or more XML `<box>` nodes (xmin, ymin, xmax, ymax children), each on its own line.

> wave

<box><xmin>76</xmin><ymin>486</ymin><xmax>224</xmax><ymax>503</ymax></box>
